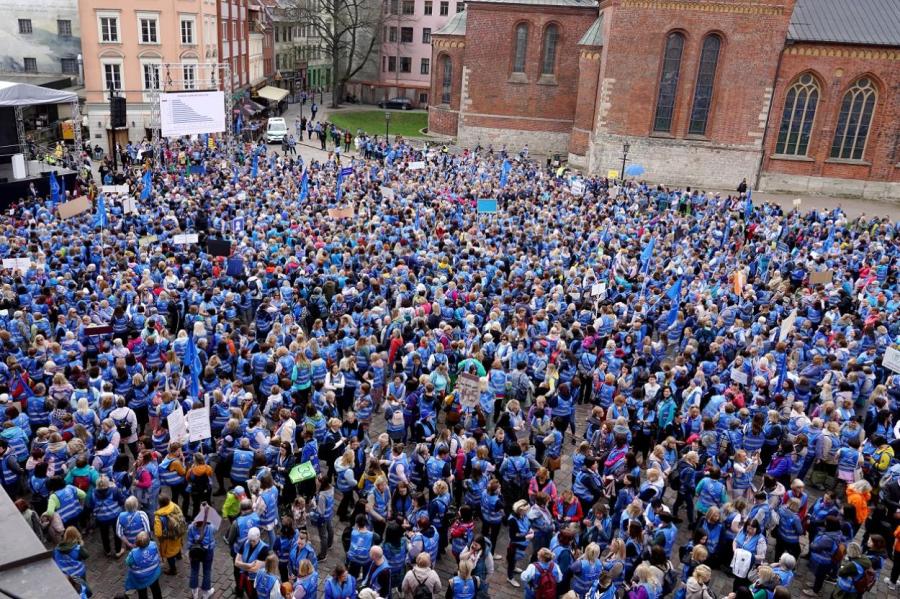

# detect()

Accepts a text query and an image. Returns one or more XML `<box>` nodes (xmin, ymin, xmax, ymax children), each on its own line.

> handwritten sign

<box><xmin>570</xmin><ymin>181</ymin><xmax>585</xmax><ymax>197</ymax></box>
<box><xmin>379</xmin><ymin>186</ymin><xmax>395</xmax><ymax>201</ymax></box>
<box><xmin>101</xmin><ymin>184</ymin><xmax>130</xmax><ymax>195</ymax></box>
<box><xmin>58</xmin><ymin>196</ymin><xmax>91</xmax><ymax>219</ymax></box>
<box><xmin>455</xmin><ymin>372</ymin><xmax>481</xmax><ymax>408</ymax></box>
<box><xmin>591</xmin><ymin>283</ymin><xmax>607</xmax><ymax>298</ymax></box>
<box><xmin>2</xmin><ymin>258</ymin><xmax>31</xmax><ymax>271</ymax></box>
<box><xmin>883</xmin><ymin>347</ymin><xmax>900</xmax><ymax>374</ymax></box>
<box><xmin>186</xmin><ymin>407</ymin><xmax>212</xmax><ymax>441</ymax></box>
<box><xmin>779</xmin><ymin>308</ymin><xmax>797</xmax><ymax>342</ymax></box>
<box><xmin>167</xmin><ymin>404</ymin><xmax>188</xmax><ymax>443</ymax></box>
<box><xmin>808</xmin><ymin>269</ymin><xmax>833</xmax><ymax>285</ymax></box>
<box><xmin>407</xmin><ymin>161</ymin><xmax>425</xmax><ymax>170</ymax></box>
<box><xmin>289</xmin><ymin>462</ymin><xmax>317</xmax><ymax>483</ymax></box>
<box><xmin>173</xmin><ymin>233</ymin><xmax>199</xmax><ymax>245</ymax></box>
<box><xmin>122</xmin><ymin>197</ymin><xmax>139</xmax><ymax>215</ymax></box>
<box><xmin>730</xmin><ymin>368</ymin><xmax>748</xmax><ymax>386</ymax></box>
<box><xmin>138</xmin><ymin>235</ymin><xmax>158</xmax><ymax>247</ymax></box>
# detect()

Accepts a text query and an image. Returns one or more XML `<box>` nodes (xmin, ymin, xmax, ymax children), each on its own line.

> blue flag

<box><xmin>721</xmin><ymin>218</ymin><xmax>731</xmax><ymax>249</ymax></box>
<box><xmin>236</xmin><ymin>113</ymin><xmax>243</xmax><ymax>135</ymax></box>
<box><xmin>231</xmin><ymin>166</ymin><xmax>239</xmax><ymax>185</ymax></box>
<box><xmin>500</xmin><ymin>159</ymin><xmax>511</xmax><ymax>187</ymax></box>
<box><xmin>299</xmin><ymin>171</ymin><xmax>309</xmax><ymax>202</ymax></box>
<box><xmin>59</xmin><ymin>176</ymin><xmax>66</xmax><ymax>202</ymax></box>
<box><xmin>336</xmin><ymin>167</ymin><xmax>347</xmax><ymax>201</ymax></box>
<box><xmin>744</xmin><ymin>189</ymin><xmax>753</xmax><ymax>219</ymax></box>
<box><xmin>185</xmin><ymin>335</ymin><xmax>202</xmax><ymax>400</ymax></box>
<box><xmin>640</xmin><ymin>236</ymin><xmax>656</xmax><ymax>268</ymax></box>
<box><xmin>774</xmin><ymin>353</ymin><xmax>788</xmax><ymax>394</ymax></box>
<box><xmin>49</xmin><ymin>171</ymin><xmax>60</xmax><ymax>203</ymax></box>
<box><xmin>665</xmin><ymin>300</ymin><xmax>680</xmax><ymax>328</ymax></box>
<box><xmin>665</xmin><ymin>276</ymin><xmax>683</xmax><ymax>302</ymax></box>
<box><xmin>141</xmin><ymin>169</ymin><xmax>152</xmax><ymax>201</ymax></box>
<box><xmin>251</xmin><ymin>155</ymin><xmax>259</xmax><ymax>179</ymax></box>
<box><xmin>93</xmin><ymin>193</ymin><xmax>109</xmax><ymax>228</ymax></box>
<box><xmin>823</xmin><ymin>225</ymin><xmax>835</xmax><ymax>252</ymax></box>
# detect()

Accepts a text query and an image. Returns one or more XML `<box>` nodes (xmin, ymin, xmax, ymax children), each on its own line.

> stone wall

<box><xmin>759</xmin><ymin>172</ymin><xmax>900</xmax><ymax>201</ymax></box>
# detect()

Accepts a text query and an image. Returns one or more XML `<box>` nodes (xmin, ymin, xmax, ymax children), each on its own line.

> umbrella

<box><xmin>625</xmin><ymin>164</ymin><xmax>646</xmax><ymax>177</ymax></box>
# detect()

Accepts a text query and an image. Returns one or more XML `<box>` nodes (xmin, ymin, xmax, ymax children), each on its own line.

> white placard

<box><xmin>122</xmin><ymin>197</ymin><xmax>138</xmax><ymax>215</ymax></box>
<box><xmin>138</xmin><ymin>235</ymin><xmax>158</xmax><ymax>247</ymax></box>
<box><xmin>455</xmin><ymin>372</ymin><xmax>481</xmax><ymax>408</ymax></box>
<box><xmin>167</xmin><ymin>403</ymin><xmax>188</xmax><ymax>443</ymax></box>
<box><xmin>191</xmin><ymin>503</ymin><xmax>222</xmax><ymax>529</ymax></box>
<box><xmin>407</xmin><ymin>161</ymin><xmax>425</xmax><ymax>170</ymax></box>
<box><xmin>160</xmin><ymin>91</ymin><xmax>226</xmax><ymax>137</ymax></box>
<box><xmin>779</xmin><ymin>308</ymin><xmax>797</xmax><ymax>342</ymax></box>
<box><xmin>2</xmin><ymin>258</ymin><xmax>31</xmax><ymax>270</ymax></box>
<box><xmin>883</xmin><ymin>347</ymin><xmax>900</xmax><ymax>374</ymax></box>
<box><xmin>186</xmin><ymin>407</ymin><xmax>212</xmax><ymax>441</ymax></box>
<box><xmin>730</xmin><ymin>368</ymin><xmax>749</xmax><ymax>386</ymax></box>
<box><xmin>380</xmin><ymin>186</ymin><xmax>395</xmax><ymax>200</ymax></box>
<box><xmin>571</xmin><ymin>181</ymin><xmax>585</xmax><ymax>197</ymax></box>
<box><xmin>792</xmin><ymin>198</ymin><xmax>802</xmax><ymax>207</ymax></box>
<box><xmin>173</xmin><ymin>233</ymin><xmax>199</xmax><ymax>245</ymax></box>
<box><xmin>101</xmin><ymin>185</ymin><xmax>130</xmax><ymax>195</ymax></box>
<box><xmin>591</xmin><ymin>282</ymin><xmax>606</xmax><ymax>297</ymax></box>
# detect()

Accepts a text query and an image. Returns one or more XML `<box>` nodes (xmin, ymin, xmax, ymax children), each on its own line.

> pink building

<box><xmin>79</xmin><ymin>0</ymin><xmax>219</xmax><ymax>152</ymax></box>
<box><xmin>359</xmin><ymin>0</ymin><xmax>465</xmax><ymax>107</ymax></box>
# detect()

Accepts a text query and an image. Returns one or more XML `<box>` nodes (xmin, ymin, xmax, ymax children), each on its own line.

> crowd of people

<box><xmin>0</xmin><ymin>133</ymin><xmax>898</xmax><ymax>599</ymax></box>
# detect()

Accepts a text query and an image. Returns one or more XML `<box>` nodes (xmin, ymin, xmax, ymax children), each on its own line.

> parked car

<box><xmin>265</xmin><ymin>117</ymin><xmax>288</xmax><ymax>143</ymax></box>
<box><xmin>378</xmin><ymin>97</ymin><xmax>413</xmax><ymax>110</ymax></box>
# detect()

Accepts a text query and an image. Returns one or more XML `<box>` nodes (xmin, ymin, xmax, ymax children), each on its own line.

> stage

<box><xmin>0</xmin><ymin>160</ymin><xmax>77</xmax><ymax>210</ymax></box>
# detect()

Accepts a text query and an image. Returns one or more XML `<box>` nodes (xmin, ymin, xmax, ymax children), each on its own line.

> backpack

<box><xmin>113</xmin><ymin>415</ymin><xmax>133</xmax><ymax>439</ymax></box>
<box><xmin>853</xmin><ymin>563</ymin><xmax>876</xmax><ymax>593</ymax></box>
<box><xmin>412</xmin><ymin>572</ymin><xmax>432</xmax><ymax>599</ymax></box>
<box><xmin>72</xmin><ymin>474</ymin><xmax>91</xmax><ymax>492</ymax></box>
<box><xmin>669</xmin><ymin>460</ymin><xmax>684</xmax><ymax>491</ymax></box>
<box><xmin>513</xmin><ymin>374</ymin><xmax>531</xmax><ymax>405</ymax></box>
<box><xmin>161</xmin><ymin>510</ymin><xmax>188</xmax><ymax>539</ymax></box>
<box><xmin>533</xmin><ymin>561</ymin><xmax>557</xmax><ymax>599</ymax></box>
<box><xmin>830</xmin><ymin>540</ymin><xmax>846</xmax><ymax>566</ymax></box>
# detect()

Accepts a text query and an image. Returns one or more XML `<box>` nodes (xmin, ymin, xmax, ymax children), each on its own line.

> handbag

<box><xmin>730</xmin><ymin>547</ymin><xmax>753</xmax><ymax>578</ymax></box>
<box><xmin>188</xmin><ymin>506</ymin><xmax>210</xmax><ymax>561</ymax></box>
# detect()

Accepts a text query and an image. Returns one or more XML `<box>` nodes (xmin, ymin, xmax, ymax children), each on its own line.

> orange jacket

<box><xmin>845</xmin><ymin>487</ymin><xmax>870</xmax><ymax>524</ymax></box>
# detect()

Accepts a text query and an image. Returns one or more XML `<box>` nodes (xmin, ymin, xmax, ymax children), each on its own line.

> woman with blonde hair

<box><xmin>685</xmin><ymin>564</ymin><xmax>715</xmax><ymax>599</ymax></box>
<box><xmin>52</xmin><ymin>526</ymin><xmax>89</xmax><ymax>588</ymax></box>
<box><xmin>334</xmin><ymin>448</ymin><xmax>357</xmax><ymax>521</ymax></box>
<box><xmin>601</xmin><ymin>538</ymin><xmax>627</xmax><ymax>585</ymax></box>
<box><xmin>570</xmin><ymin>542</ymin><xmax>603</xmax><ymax>598</ymax></box>
<box><xmin>629</xmin><ymin>563</ymin><xmax>661</xmax><ymax>599</ymax></box>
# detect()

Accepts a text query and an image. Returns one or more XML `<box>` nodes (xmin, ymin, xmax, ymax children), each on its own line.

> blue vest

<box><xmin>572</xmin><ymin>559</ymin><xmax>603</xmax><ymax>594</ymax></box>
<box><xmin>240</xmin><ymin>540</ymin><xmax>269</xmax><ymax>581</ymax></box>
<box><xmin>232</xmin><ymin>512</ymin><xmax>261</xmax><ymax>553</ymax></box>
<box><xmin>254</xmin><ymin>571</ymin><xmax>280</xmax><ymax>599</ymax></box>
<box><xmin>348</xmin><ymin>528</ymin><xmax>374</xmax><ymax>564</ymax></box>
<box><xmin>259</xmin><ymin>487</ymin><xmax>279</xmax><ymax>527</ymax></box>
<box><xmin>53</xmin><ymin>544</ymin><xmax>86</xmax><ymax>578</ymax></box>
<box><xmin>425</xmin><ymin>457</ymin><xmax>445</xmax><ymax>485</ymax></box>
<box><xmin>295</xmin><ymin>573</ymin><xmax>319</xmax><ymax>599</ymax></box>
<box><xmin>696</xmin><ymin>479</ymin><xmax>725</xmax><ymax>512</ymax></box>
<box><xmin>451</xmin><ymin>576</ymin><xmax>476</xmax><ymax>599</ymax></box>
<box><xmin>93</xmin><ymin>489</ymin><xmax>121</xmax><ymax>522</ymax></box>
<box><xmin>334</xmin><ymin>462</ymin><xmax>354</xmax><ymax>492</ymax></box>
<box><xmin>54</xmin><ymin>485</ymin><xmax>82</xmax><ymax>522</ymax></box>
<box><xmin>118</xmin><ymin>511</ymin><xmax>148</xmax><ymax>543</ymax></box>
<box><xmin>481</xmin><ymin>493</ymin><xmax>504</xmax><ymax>524</ymax></box>
<box><xmin>383</xmin><ymin>541</ymin><xmax>407</xmax><ymax>578</ymax></box>
<box><xmin>231</xmin><ymin>449</ymin><xmax>254</xmax><ymax>483</ymax></box>
<box><xmin>159</xmin><ymin>457</ymin><xmax>184</xmax><ymax>486</ymax></box>
<box><xmin>128</xmin><ymin>543</ymin><xmax>162</xmax><ymax>588</ymax></box>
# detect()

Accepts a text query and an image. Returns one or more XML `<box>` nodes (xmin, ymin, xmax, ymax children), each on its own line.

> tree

<box><xmin>286</xmin><ymin>0</ymin><xmax>382</xmax><ymax>108</ymax></box>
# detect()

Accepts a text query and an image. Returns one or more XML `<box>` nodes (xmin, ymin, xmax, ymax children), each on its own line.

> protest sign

<box><xmin>2</xmin><ymin>258</ymin><xmax>31</xmax><ymax>271</ymax></box>
<box><xmin>455</xmin><ymin>372</ymin><xmax>481</xmax><ymax>408</ymax></box>
<box><xmin>380</xmin><ymin>186</ymin><xmax>395</xmax><ymax>201</ymax></box>
<box><xmin>328</xmin><ymin>206</ymin><xmax>354</xmax><ymax>219</ymax></box>
<box><xmin>167</xmin><ymin>404</ymin><xmax>188</xmax><ymax>443</ymax></box>
<box><xmin>730</xmin><ymin>368</ymin><xmax>748</xmax><ymax>386</ymax></box>
<box><xmin>477</xmin><ymin>199</ymin><xmax>498</xmax><ymax>214</ymax></box>
<box><xmin>570</xmin><ymin>181</ymin><xmax>585</xmax><ymax>197</ymax></box>
<box><xmin>187</xmin><ymin>408</ymin><xmax>212</xmax><ymax>441</ymax></box>
<box><xmin>407</xmin><ymin>161</ymin><xmax>425</xmax><ymax>170</ymax></box>
<box><xmin>138</xmin><ymin>235</ymin><xmax>158</xmax><ymax>247</ymax></box>
<box><xmin>779</xmin><ymin>309</ymin><xmax>797</xmax><ymax>342</ymax></box>
<box><xmin>101</xmin><ymin>184</ymin><xmax>130</xmax><ymax>195</ymax></box>
<box><xmin>591</xmin><ymin>282</ymin><xmax>607</xmax><ymax>298</ymax></box>
<box><xmin>173</xmin><ymin>233</ymin><xmax>199</xmax><ymax>245</ymax></box>
<box><xmin>793</xmin><ymin>198</ymin><xmax>802</xmax><ymax>207</ymax></box>
<box><xmin>808</xmin><ymin>269</ymin><xmax>833</xmax><ymax>285</ymax></box>
<box><xmin>58</xmin><ymin>196</ymin><xmax>91</xmax><ymax>219</ymax></box>
<box><xmin>607</xmin><ymin>170</ymin><xmax>619</xmax><ymax>180</ymax></box>
<box><xmin>289</xmin><ymin>462</ymin><xmax>317</xmax><ymax>484</ymax></box>
<box><xmin>883</xmin><ymin>347</ymin><xmax>900</xmax><ymax>374</ymax></box>
<box><xmin>122</xmin><ymin>197</ymin><xmax>139</xmax><ymax>215</ymax></box>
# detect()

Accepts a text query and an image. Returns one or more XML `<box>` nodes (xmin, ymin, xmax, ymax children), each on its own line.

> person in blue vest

<box><xmin>323</xmin><ymin>564</ymin><xmax>357</xmax><ymax>599</ymax></box>
<box><xmin>53</xmin><ymin>527</ymin><xmax>89</xmax><ymax>592</ymax></box>
<box><xmin>116</xmin><ymin>495</ymin><xmax>152</xmax><ymax>558</ymax></box>
<box><xmin>253</xmin><ymin>554</ymin><xmax>282</xmax><ymax>599</ymax></box>
<box><xmin>803</xmin><ymin>515</ymin><xmax>844</xmax><ymax>597</ymax></box>
<box><xmin>448</xmin><ymin>559</ymin><xmax>480</xmax><ymax>599</ymax></box>
<box><xmin>774</xmin><ymin>497</ymin><xmax>804</xmax><ymax>559</ymax></box>
<box><xmin>235</xmin><ymin>526</ymin><xmax>271</xmax><ymax>599</ymax></box>
<box><xmin>694</xmin><ymin>466</ymin><xmax>728</xmax><ymax>517</ymax></box>
<box><xmin>311</xmin><ymin>476</ymin><xmax>335</xmax><ymax>559</ymax></box>
<box><xmin>0</xmin><ymin>439</ymin><xmax>23</xmax><ymax>497</ymax></box>
<box><xmin>93</xmin><ymin>475</ymin><xmax>124</xmax><ymax>557</ymax></box>
<box><xmin>344</xmin><ymin>514</ymin><xmax>381</xmax><ymax>579</ymax></box>
<box><xmin>45</xmin><ymin>476</ymin><xmax>86</xmax><ymax>528</ymax></box>
<box><xmin>292</xmin><ymin>558</ymin><xmax>319</xmax><ymax>599</ymax></box>
<box><xmin>125</xmin><ymin>531</ymin><xmax>163</xmax><ymax>599</ymax></box>
<box><xmin>187</xmin><ymin>506</ymin><xmax>217</xmax><ymax>599</ymax></box>
<box><xmin>362</xmin><ymin>545</ymin><xmax>392</xmax><ymax>599</ymax></box>
<box><xmin>231</xmin><ymin>438</ymin><xmax>256</xmax><ymax>486</ymax></box>
<box><xmin>520</xmin><ymin>547</ymin><xmax>563</xmax><ymax>599</ymax></box>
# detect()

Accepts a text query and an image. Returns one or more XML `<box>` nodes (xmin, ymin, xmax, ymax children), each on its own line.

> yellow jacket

<box><xmin>153</xmin><ymin>503</ymin><xmax>186</xmax><ymax>559</ymax></box>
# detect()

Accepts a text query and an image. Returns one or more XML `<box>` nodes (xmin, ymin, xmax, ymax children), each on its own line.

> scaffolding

<box><xmin>148</xmin><ymin>62</ymin><xmax>234</xmax><ymax>162</ymax></box>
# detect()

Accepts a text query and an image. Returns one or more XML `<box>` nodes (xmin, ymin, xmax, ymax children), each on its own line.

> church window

<box><xmin>541</xmin><ymin>25</ymin><xmax>559</xmax><ymax>75</ymax></box>
<box><xmin>513</xmin><ymin>24</ymin><xmax>528</xmax><ymax>74</ymax></box>
<box><xmin>653</xmin><ymin>32</ymin><xmax>684</xmax><ymax>133</ymax></box>
<box><xmin>688</xmin><ymin>34</ymin><xmax>721</xmax><ymax>135</ymax></box>
<box><xmin>775</xmin><ymin>73</ymin><xmax>819</xmax><ymax>156</ymax></box>
<box><xmin>830</xmin><ymin>77</ymin><xmax>876</xmax><ymax>161</ymax></box>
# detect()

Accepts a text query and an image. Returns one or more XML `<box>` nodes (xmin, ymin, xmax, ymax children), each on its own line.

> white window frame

<box><xmin>182</xmin><ymin>60</ymin><xmax>199</xmax><ymax>90</ymax></box>
<box><xmin>140</xmin><ymin>58</ymin><xmax>162</xmax><ymax>101</ymax></box>
<box><xmin>100</xmin><ymin>58</ymin><xmax>124</xmax><ymax>100</ymax></box>
<box><xmin>137</xmin><ymin>12</ymin><xmax>160</xmax><ymax>45</ymax></box>
<box><xmin>180</xmin><ymin>15</ymin><xmax>196</xmax><ymax>45</ymax></box>
<box><xmin>97</xmin><ymin>11</ymin><xmax>120</xmax><ymax>43</ymax></box>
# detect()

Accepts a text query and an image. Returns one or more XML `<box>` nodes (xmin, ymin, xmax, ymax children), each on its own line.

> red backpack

<box><xmin>532</xmin><ymin>561</ymin><xmax>557</xmax><ymax>599</ymax></box>
<box><xmin>71</xmin><ymin>474</ymin><xmax>91</xmax><ymax>492</ymax></box>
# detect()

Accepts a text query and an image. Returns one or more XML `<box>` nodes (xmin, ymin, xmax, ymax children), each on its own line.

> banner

<box><xmin>58</xmin><ymin>196</ymin><xmax>91</xmax><ymax>219</ymax></box>
<box><xmin>2</xmin><ymin>258</ymin><xmax>31</xmax><ymax>271</ymax></box>
<box><xmin>101</xmin><ymin>184</ymin><xmax>130</xmax><ymax>195</ymax></box>
<box><xmin>455</xmin><ymin>373</ymin><xmax>481</xmax><ymax>408</ymax></box>
<box><xmin>476</xmin><ymin>199</ymin><xmax>498</xmax><ymax>214</ymax></box>
<box><xmin>173</xmin><ymin>233</ymin><xmax>199</xmax><ymax>245</ymax></box>
<box><xmin>407</xmin><ymin>161</ymin><xmax>425</xmax><ymax>170</ymax></box>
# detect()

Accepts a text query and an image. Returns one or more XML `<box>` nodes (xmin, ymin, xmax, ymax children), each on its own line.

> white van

<box><xmin>265</xmin><ymin>117</ymin><xmax>288</xmax><ymax>143</ymax></box>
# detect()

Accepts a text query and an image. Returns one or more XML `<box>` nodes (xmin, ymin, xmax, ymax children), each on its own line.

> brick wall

<box><xmin>761</xmin><ymin>42</ymin><xmax>900</xmax><ymax>193</ymax></box>
<box><xmin>568</xmin><ymin>47</ymin><xmax>602</xmax><ymax>156</ymax></box>
<box><xmin>427</xmin><ymin>32</ymin><xmax>466</xmax><ymax>136</ymax></box>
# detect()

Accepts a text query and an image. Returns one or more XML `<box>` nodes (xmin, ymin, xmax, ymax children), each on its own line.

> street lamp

<box><xmin>385</xmin><ymin>111</ymin><xmax>391</xmax><ymax>140</ymax></box>
<box><xmin>621</xmin><ymin>141</ymin><xmax>630</xmax><ymax>184</ymax></box>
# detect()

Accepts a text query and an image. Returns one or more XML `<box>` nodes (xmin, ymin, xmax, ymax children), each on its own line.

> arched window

<box><xmin>541</xmin><ymin>25</ymin><xmax>559</xmax><ymax>75</ymax></box>
<box><xmin>775</xmin><ymin>73</ymin><xmax>819</xmax><ymax>156</ymax></box>
<box><xmin>688</xmin><ymin>35</ymin><xmax>721</xmax><ymax>135</ymax></box>
<box><xmin>653</xmin><ymin>32</ymin><xmax>685</xmax><ymax>133</ymax></box>
<box><xmin>830</xmin><ymin>77</ymin><xmax>877</xmax><ymax>160</ymax></box>
<box><xmin>441</xmin><ymin>55</ymin><xmax>452</xmax><ymax>104</ymax></box>
<box><xmin>513</xmin><ymin>24</ymin><xmax>528</xmax><ymax>74</ymax></box>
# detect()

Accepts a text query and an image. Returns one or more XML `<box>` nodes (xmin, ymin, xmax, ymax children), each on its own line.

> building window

<box><xmin>402</xmin><ymin>0</ymin><xmax>415</xmax><ymax>15</ymax></box>
<box><xmin>389</xmin><ymin>27</ymin><xmax>397</xmax><ymax>42</ymax></box>
<box><xmin>541</xmin><ymin>25</ymin><xmax>559</xmax><ymax>75</ymax></box>
<box><xmin>440</xmin><ymin>1</ymin><xmax>449</xmax><ymax>16</ymax></box>
<box><xmin>456</xmin><ymin>2</ymin><xmax>464</xmax><ymax>12</ymax></box>
<box><xmin>100</xmin><ymin>16</ymin><xmax>120</xmax><ymax>42</ymax></box>
<box><xmin>61</xmin><ymin>58</ymin><xmax>79</xmax><ymax>74</ymax></box>
<box><xmin>512</xmin><ymin>24</ymin><xmax>528</xmax><ymax>74</ymax></box>
<box><xmin>400</xmin><ymin>57</ymin><xmax>411</xmax><ymax>72</ymax></box>
<box><xmin>775</xmin><ymin>73</ymin><xmax>818</xmax><ymax>156</ymax></box>
<box><xmin>142</xmin><ymin>62</ymin><xmax>160</xmax><ymax>90</ymax></box>
<box><xmin>23</xmin><ymin>58</ymin><xmax>37</xmax><ymax>73</ymax></box>
<box><xmin>103</xmin><ymin>62</ymin><xmax>122</xmax><ymax>91</ymax></box>
<box><xmin>183</xmin><ymin>63</ymin><xmax>197</xmax><ymax>90</ymax></box>
<box><xmin>18</xmin><ymin>19</ymin><xmax>32</xmax><ymax>34</ymax></box>
<box><xmin>140</xmin><ymin>16</ymin><xmax>159</xmax><ymax>44</ymax></box>
<box><xmin>421</xmin><ymin>57</ymin><xmax>430</xmax><ymax>75</ymax></box>
<box><xmin>422</xmin><ymin>28</ymin><xmax>431</xmax><ymax>44</ymax></box>
<box><xmin>390</xmin><ymin>0</ymin><xmax>399</xmax><ymax>15</ymax></box>
<box><xmin>441</xmin><ymin>55</ymin><xmax>452</xmax><ymax>103</ymax></box>
<box><xmin>181</xmin><ymin>18</ymin><xmax>195</xmax><ymax>44</ymax></box>
<box><xmin>688</xmin><ymin>35</ymin><xmax>721</xmax><ymax>136</ymax></box>
<box><xmin>652</xmin><ymin>32</ymin><xmax>684</xmax><ymax>133</ymax></box>
<box><xmin>419</xmin><ymin>92</ymin><xmax>428</xmax><ymax>104</ymax></box>
<box><xmin>830</xmin><ymin>77</ymin><xmax>877</xmax><ymax>161</ymax></box>
<box><xmin>424</xmin><ymin>1</ymin><xmax>433</xmax><ymax>15</ymax></box>
<box><xmin>388</xmin><ymin>56</ymin><xmax>396</xmax><ymax>72</ymax></box>
<box><xmin>58</xmin><ymin>20</ymin><xmax>72</xmax><ymax>37</ymax></box>
<box><xmin>401</xmin><ymin>27</ymin><xmax>413</xmax><ymax>43</ymax></box>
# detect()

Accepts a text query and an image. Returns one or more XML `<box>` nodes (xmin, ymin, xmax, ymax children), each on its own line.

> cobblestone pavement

<box><xmin>72</xmin><ymin>401</ymin><xmax>895</xmax><ymax>599</ymax></box>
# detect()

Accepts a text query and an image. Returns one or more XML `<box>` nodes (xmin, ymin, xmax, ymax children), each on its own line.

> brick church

<box><xmin>428</xmin><ymin>0</ymin><xmax>900</xmax><ymax>200</ymax></box>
